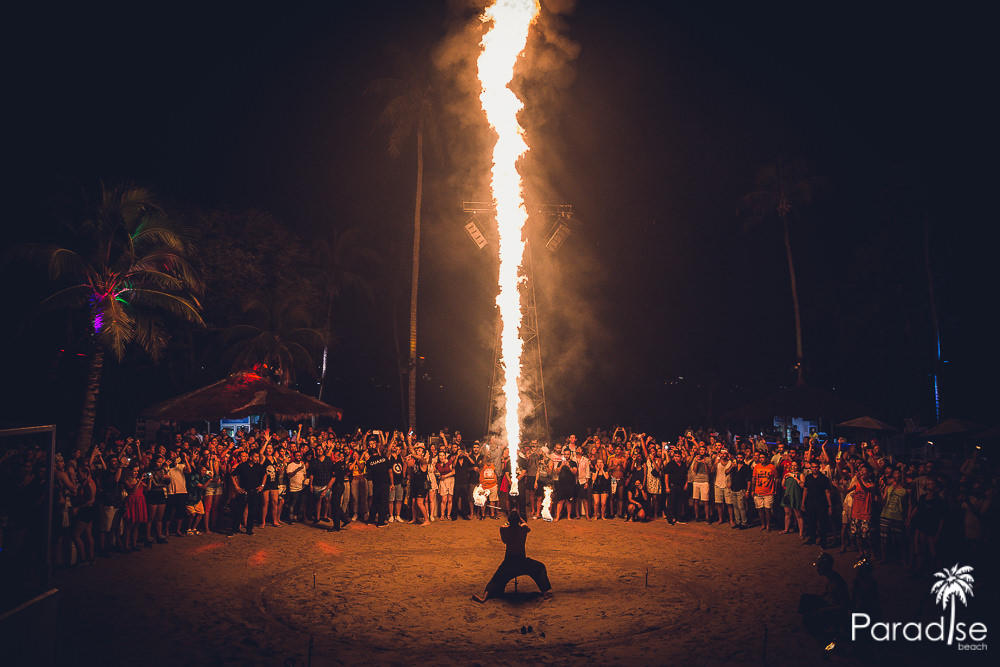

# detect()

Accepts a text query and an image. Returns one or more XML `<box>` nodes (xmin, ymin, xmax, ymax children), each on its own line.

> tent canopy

<box><xmin>141</xmin><ymin>371</ymin><xmax>343</xmax><ymax>422</ymax></box>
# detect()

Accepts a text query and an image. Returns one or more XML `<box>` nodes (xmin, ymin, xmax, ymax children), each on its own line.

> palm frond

<box><xmin>133</xmin><ymin>317</ymin><xmax>170</xmax><ymax>361</ymax></box>
<box><xmin>120</xmin><ymin>288</ymin><xmax>204</xmax><ymax>325</ymax></box>
<box><xmin>286</xmin><ymin>327</ymin><xmax>327</xmax><ymax>347</ymax></box>
<box><xmin>221</xmin><ymin>323</ymin><xmax>265</xmax><ymax>343</ymax></box>
<box><xmin>96</xmin><ymin>296</ymin><xmax>136</xmax><ymax>361</ymax></box>
<box><xmin>11</xmin><ymin>243</ymin><xmax>88</xmax><ymax>281</ymax></box>
<box><xmin>131</xmin><ymin>214</ymin><xmax>187</xmax><ymax>253</ymax></box>
<box><xmin>34</xmin><ymin>284</ymin><xmax>93</xmax><ymax>314</ymax></box>
<box><xmin>127</xmin><ymin>251</ymin><xmax>202</xmax><ymax>293</ymax></box>
<box><xmin>102</xmin><ymin>183</ymin><xmax>163</xmax><ymax>230</ymax></box>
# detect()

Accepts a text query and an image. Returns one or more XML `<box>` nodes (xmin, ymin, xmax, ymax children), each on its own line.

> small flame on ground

<box><xmin>478</xmin><ymin>0</ymin><xmax>540</xmax><ymax>499</ymax></box>
<box><xmin>192</xmin><ymin>542</ymin><xmax>223</xmax><ymax>554</ymax></box>
<box><xmin>541</xmin><ymin>485</ymin><xmax>553</xmax><ymax>521</ymax></box>
<box><xmin>247</xmin><ymin>549</ymin><xmax>268</xmax><ymax>567</ymax></box>
<box><xmin>315</xmin><ymin>541</ymin><xmax>343</xmax><ymax>556</ymax></box>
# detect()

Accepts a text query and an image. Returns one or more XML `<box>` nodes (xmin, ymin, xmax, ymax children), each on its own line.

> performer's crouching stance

<box><xmin>473</xmin><ymin>509</ymin><xmax>552</xmax><ymax>602</ymax></box>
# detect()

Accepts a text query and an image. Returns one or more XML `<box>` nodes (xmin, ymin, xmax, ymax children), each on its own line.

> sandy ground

<box><xmin>52</xmin><ymin>516</ymin><xmax>990</xmax><ymax>666</ymax></box>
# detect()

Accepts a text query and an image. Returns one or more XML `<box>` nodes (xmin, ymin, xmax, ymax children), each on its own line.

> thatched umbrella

<box><xmin>836</xmin><ymin>415</ymin><xmax>899</xmax><ymax>453</ymax></box>
<box><xmin>974</xmin><ymin>424</ymin><xmax>1000</xmax><ymax>439</ymax></box>
<box><xmin>921</xmin><ymin>418</ymin><xmax>985</xmax><ymax>438</ymax></box>
<box><xmin>141</xmin><ymin>371</ymin><xmax>343</xmax><ymax>421</ymax></box>
<box><xmin>837</xmin><ymin>416</ymin><xmax>898</xmax><ymax>431</ymax></box>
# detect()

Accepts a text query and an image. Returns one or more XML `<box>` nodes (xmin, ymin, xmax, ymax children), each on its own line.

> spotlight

<box><xmin>544</xmin><ymin>222</ymin><xmax>571</xmax><ymax>253</ymax></box>
<box><xmin>464</xmin><ymin>216</ymin><xmax>488</xmax><ymax>249</ymax></box>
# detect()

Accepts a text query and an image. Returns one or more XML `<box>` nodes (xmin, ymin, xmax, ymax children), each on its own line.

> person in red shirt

<box><xmin>479</xmin><ymin>459</ymin><xmax>499</xmax><ymax>519</ymax></box>
<box><xmin>751</xmin><ymin>452</ymin><xmax>777</xmax><ymax>531</ymax></box>
<box><xmin>849</xmin><ymin>464</ymin><xmax>876</xmax><ymax>560</ymax></box>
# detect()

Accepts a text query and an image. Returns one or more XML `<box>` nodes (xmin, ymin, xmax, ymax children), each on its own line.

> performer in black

<box><xmin>327</xmin><ymin>448</ymin><xmax>350</xmax><ymax>532</ymax></box>
<box><xmin>472</xmin><ymin>510</ymin><xmax>552</xmax><ymax>603</ymax></box>
<box><xmin>366</xmin><ymin>443</ymin><xmax>391</xmax><ymax>527</ymax></box>
<box><xmin>801</xmin><ymin>460</ymin><xmax>833</xmax><ymax>547</ymax></box>
<box><xmin>232</xmin><ymin>450</ymin><xmax>265</xmax><ymax>535</ymax></box>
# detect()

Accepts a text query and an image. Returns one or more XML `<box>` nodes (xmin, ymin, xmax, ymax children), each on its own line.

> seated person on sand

<box><xmin>473</xmin><ymin>510</ymin><xmax>552</xmax><ymax>603</ymax></box>
<box><xmin>798</xmin><ymin>552</ymin><xmax>849</xmax><ymax>644</ymax></box>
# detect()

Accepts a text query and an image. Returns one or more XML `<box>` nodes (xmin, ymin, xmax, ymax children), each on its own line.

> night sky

<box><xmin>4</xmin><ymin>1</ymin><xmax>995</xmax><ymax>439</ymax></box>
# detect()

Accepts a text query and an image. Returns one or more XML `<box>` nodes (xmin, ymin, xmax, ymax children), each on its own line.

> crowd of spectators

<box><xmin>0</xmin><ymin>424</ymin><xmax>995</xmax><ymax>580</ymax></box>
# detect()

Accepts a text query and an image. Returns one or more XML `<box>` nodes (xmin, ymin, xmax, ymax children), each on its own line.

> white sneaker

<box><xmin>388</xmin><ymin>516</ymin><xmax>394</xmax><ymax>523</ymax></box>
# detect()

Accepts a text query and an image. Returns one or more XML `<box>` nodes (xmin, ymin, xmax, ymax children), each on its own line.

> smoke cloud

<box><xmin>429</xmin><ymin>0</ymin><xmax>595</xmax><ymax>440</ymax></box>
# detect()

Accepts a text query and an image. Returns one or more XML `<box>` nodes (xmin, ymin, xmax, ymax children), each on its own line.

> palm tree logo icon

<box><xmin>931</xmin><ymin>564</ymin><xmax>975</xmax><ymax>645</ymax></box>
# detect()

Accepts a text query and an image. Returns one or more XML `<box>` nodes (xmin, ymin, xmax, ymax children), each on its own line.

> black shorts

<box><xmin>526</xmin><ymin>476</ymin><xmax>536</xmax><ymax>490</ymax></box>
<box><xmin>167</xmin><ymin>494</ymin><xmax>187</xmax><ymax>518</ymax></box>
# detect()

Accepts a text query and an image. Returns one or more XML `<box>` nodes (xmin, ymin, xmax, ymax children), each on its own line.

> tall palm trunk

<box><xmin>408</xmin><ymin>118</ymin><xmax>424</xmax><ymax>434</ymax></box>
<box><xmin>317</xmin><ymin>296</ymin><xmax>333</xmax><ymax>402</ymax></box>
<box><xmin>392</xmin><ymin>299</ymin><xmax>407</xmax><ymax>427</ymax></box>
<box><xmin>77</xmin><ymin>347</ymin><xmax>105</xmax><ymax>452</ymax></box>
<box><xmin>782</xmin><ymin>212</ymin><xmax>805</xmax><ymax>386</ymax></box>
<box><xmin>924</xmin><ymin>216</ymin><xmax>942</xmax><ymax>421</ymax></box>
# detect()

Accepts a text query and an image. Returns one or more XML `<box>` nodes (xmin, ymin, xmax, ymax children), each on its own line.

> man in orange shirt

<box><xmin>479</xmin><ymin>459</ymin><xmax>499</xmax><ymax>519</ymax></box>
<box><xmin>751</xmin><ymin>451</ymin><xmax>777</xmax><ymax>532</ymax></box>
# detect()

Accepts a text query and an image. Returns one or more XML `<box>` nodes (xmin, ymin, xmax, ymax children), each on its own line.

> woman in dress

<box><xmin>533</xmin><ymin>452</ymin><xmax>554</xmax><ymax>519</ymax></box>
<box><xmin>781</xmin><ymin>461</ymin><xmax>804</xmax><ymax>536</ymax></box>
<box><xmin>261</xmin><ymin>442</ymin><xmax>282</xmax><ymax>526</ymax></box>
<box><xmin>626</xmin><ymin>478</ymin><xmax>650</xmax><ymax>522</ymax></box>
<box><xmin>606</xmin><ymin>446</ymin><xmax>626</xmax><ymax>518</ymax></box>
<box><xmin>71</xmin><ymin>466</ymin><xmax>97</xmax><ymax>565</ymax></box>
<box><xmin>591</xmin><ymin>457</ymin><xmax>611</xmax><ymax>520</ymax></box>
<box><xmin>122</xmin><ymin>465</ymin><xmax>148</xmax><ymax>551</ymax></box>
<box><xmin>146</xmin><ymin>454</ymin><xmax>170</xmax><ymax>544</ymax></box>
<box><xmin>552</xmin><ymin>447</ymin><xmax>577</xmax><ymax>522</ymax></box>
<box><xmin>202</xmin><ymin>450</ymin><xmax>222</xmax><ymax>533</ymax></box>
<box><xmin>408</xmin><ymin>444</ymin><xmax>431</xmax><ymax>526</ymax></box>
<box><xmin>275</xmin><ymin>447</ymin><xmax>289</xmax><ymax>525</ymax></box>
<box><xmin>436</xmin><ymin>450</ymin><xmax>455</xmax><ymax>520</ymax></box>
<box><xmin>426</xmin><ymin>443</ymin><xmax>439</xmax><ymax>520</ymax></box>
<box><xmin>645</xmin><ymin>448</ymin><xmax>663</xmax><ymax>520</ymax></box>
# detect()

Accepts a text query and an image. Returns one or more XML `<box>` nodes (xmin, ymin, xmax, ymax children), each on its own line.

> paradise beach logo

<box><xmin>851</xmin><ymin>564</ymin><xmax>987</xmax><ymax>651</ymax></box>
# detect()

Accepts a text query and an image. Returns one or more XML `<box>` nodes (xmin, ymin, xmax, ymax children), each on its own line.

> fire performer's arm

<box><xmin>499</xmin><ymin>520</ymin><xmax>529</xmax><ymax>559</ymax></box>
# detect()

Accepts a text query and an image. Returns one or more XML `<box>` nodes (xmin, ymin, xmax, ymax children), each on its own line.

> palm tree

<box><xmin>369</xmin><ymin>46</ymin><xmax>441</xmax><ymax>435</ymax></box>
<box><xmin>740</xmin><ymin>159</ymin><xmax>829</xmax><ymax>386</ymax></box>
<box><xmin>24</xmin><ymin>183</ymin><xmax>203</xmax><ymax>451</ymax></box>
<box><xmin>308</xmin><ymin>227</ymin><xmax>378</xmax><ymax>402</ymax></box>
<box><xmin>932</xmin><ymin>563</ymin><xmax>975</xmax><ymax>645</ymax></box>
<box><xmin>222</xmin><ymin>290</ymin><xmax>326</xmax><ymax>387</ymax></box>
<box><xmin>924</xmin><ymin>215</ymin><xmax>943</xmax><ymax>422</ymax></box>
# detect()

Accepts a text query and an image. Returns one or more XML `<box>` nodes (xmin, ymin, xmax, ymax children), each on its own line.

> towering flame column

<box><xmin>478</xmin><ymin>0</ymin><xmax>539</xmax><ymax>497</ymax></box>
